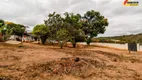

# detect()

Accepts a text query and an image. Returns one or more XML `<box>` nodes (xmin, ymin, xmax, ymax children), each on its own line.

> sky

<box><xmin>0</xmin><ymin>0</ymin><xmax>142</xmax><ymax>37</ymax></box>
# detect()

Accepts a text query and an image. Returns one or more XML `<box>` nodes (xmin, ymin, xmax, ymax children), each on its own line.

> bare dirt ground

<box><xmin>0</xmin><ymin>42</ymin><xmax>142</xmax><ymax>80</ymax></box>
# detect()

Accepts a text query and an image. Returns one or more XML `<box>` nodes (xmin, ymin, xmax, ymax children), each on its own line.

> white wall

<box><xmin>140</xmin><ymin>46</ymin><xmax>142</xmax><ymax>51</ymax></box>
<box><xmin>137</xmin><ymin>44</ymin><xmax>142</xmax><ymax>51</ymax></box>
<box><xmin>92</xmin><ymin>43</ymin><xmax>142</xmax><ymax>51</ymax></box>
<box><xmin>9</xmin><ymin>35</ymin><xmax>22</xmax><ymax>40</ymax></box>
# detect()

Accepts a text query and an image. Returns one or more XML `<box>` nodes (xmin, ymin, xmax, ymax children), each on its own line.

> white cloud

<box><xmin>0</xmin><ymin>0</ymin><xmax>142</xmax><ymax>36</ymax></box>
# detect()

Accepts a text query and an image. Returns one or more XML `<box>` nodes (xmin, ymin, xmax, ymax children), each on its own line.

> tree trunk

<box><xmin>72</xmin><ymin>38</ymin><xmax>77</xmax><ymax>48</ymax></box>
<box><xmin>86</xmin><ymin>38</ymin><xmax>91</xmax><ymax>45</ymax></box>
<box><xmin>72</xmin><ymin>43</ymin><xmax>76</xmax><ymax>48</ymax></box>
<box><xmin>40</xmin><ymin>36</ymin><xmax>47</xmax><ymax>45</ymax></box>
<box><xmin>0</xmin><ymin>33</ymin><xmax>2</xmax><ymax>42</ymax></box>
<box><xmin>59</xmin><ymin>41</ymin><xmax>63</xmax><ymax>49</ymax></box>
<box><xmin>86</xmin><ymin>36</ymin><xmax>93</xmax><ymax>46</ymax></box>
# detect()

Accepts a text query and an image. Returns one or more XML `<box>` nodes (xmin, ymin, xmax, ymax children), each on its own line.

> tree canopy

<box><xmin>33</xmin><ymin>10</ymin><xmax>109</xmax><ymax>48</ymax></box>
<box><xmin>82</xmin><ymin>10</ymin><xmax>109</xmax><ymax>45</ymax></box>
<box><xmin>63</xmin><ymin>12</ymin><xmax>85</xmax><ymax>47</ymax></box>
<box><xmin>32</xmin><ymin>24</ymin><xmax>49</xmax><ymax>44</ymax></box>
<box><xmin>45</xmin><ymin>12</ymin><xmax>64</xmax><ymax>40</ymax></box>
<box><xmin>5</xmin><ymin>22</ymin><xmax>25</xmax><ymax>36</ymax></box>
<box><xmin>0</xmin><ymin>20</ymin><xmax>26</xmax><ymax>41</ymax></box>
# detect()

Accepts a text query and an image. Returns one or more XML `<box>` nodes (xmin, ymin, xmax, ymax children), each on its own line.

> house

<box><xmin>22</xmin><ymin>32</ymin><xmax>35</xmax><ymax>42</ymax></box>
<box><xmin>8</xmin><ymin>32</ymin><xmax>35</xmax><ymax>42</ymax></box>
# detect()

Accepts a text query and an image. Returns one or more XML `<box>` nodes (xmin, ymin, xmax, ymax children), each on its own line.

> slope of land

<box><xmin>0</xmin><ymin>43</ymin><xmax>142</xmax><ymax>80</ymax></box>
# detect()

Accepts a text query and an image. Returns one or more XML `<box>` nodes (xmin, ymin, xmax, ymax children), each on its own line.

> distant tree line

<box><xmin>95</xmin><ymin>33</ymin><xmax>142</xmax><ymax>45</ymax></box>
<box><xmin>32</xmin><ymin>10</ymin><xmax>109</xmax><ymax>48</ymax></box>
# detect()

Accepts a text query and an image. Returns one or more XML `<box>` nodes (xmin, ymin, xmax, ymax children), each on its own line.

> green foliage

<box><xmin>45</xmin><ymin>12</ymin><xmax>64</xmax><ymax>40</ymax></box>
<box><xmin>0</xmin><ymin>19</ymin><xmax>4</xmax><ymax>27</ymax></box>
<box><xmin>0</xmin><ymin>25</ymin><xmax>7</xmax><ymax>41</ymax></box>
<box><xmin>56</xmin><ymin>29</ymin><xmax>69</xmax><ymax>48</ymax></box>
<box><xmin>63</xmin><ymin>12</ymin><xmax>84</xmax><ymax>48</ymax></box>
<box><xmin>3</xmin><ymin>23</ymin><xmax>25</xmax><ymax>41</ymax></box>
<box><xmin>93</xmin><ymin>38</ymin><xmax>126</xmax><ymax>44</ymax></box>
<box><xmin>45</xmin><ymin>12</ymin><xmax>86</xmax><ymax>48</ymax></box>
<box><xmin>33</xmin><ymin>24</ymin><xmax>49</xmax><ymax>44</ymax></box>
<box><xmin>0</xmin><ymin>19</ymin><xmax>5</xmax><ymax>36</ymax></box>
<box><xmin>6</xmin><ymin>23</ymin><xmax>25</xmax><ymax>36</ymax></box>
<box><xmin>56</xmin><ymin>29</ymin><xmax>69</xmax><ymax>41</ymax></box>
<box><xmin>0</xmin><ymin>20</ymin><xmax>25</xmax><ymax>41</ymax></box>
<box><xmin>42</xmin><ymin>10</ymin><xmax>108</xmax><ymax>48</ymax></box>
<box><xmin>96</xmin><ymin>33</ymin><xmax>142</xmax><ymax>45</ymax></box>
<box><xmin>33</xmin><ymin>24</ymin><xmax>49</xmax><ymax>36</ymax></box>
<box><xmin>82</xmin><ymin>10</ymin><xmax>109</xmax><ymax>45</ymax></box>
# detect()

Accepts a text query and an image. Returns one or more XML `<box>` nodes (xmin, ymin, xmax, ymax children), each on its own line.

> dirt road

<box><xmin>0</xmin><ymin>43</ymin><xmax>142</xmax><ymax>80</ymax></box>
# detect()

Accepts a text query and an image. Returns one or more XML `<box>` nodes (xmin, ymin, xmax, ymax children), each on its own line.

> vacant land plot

<box><xmin>0</xmin><ymin>43</ymin><xmax>142</xmax><ymax>80</ymax></box>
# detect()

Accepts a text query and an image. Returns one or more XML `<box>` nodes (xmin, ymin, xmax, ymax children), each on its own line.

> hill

<box><xmin>93</xmin><ymin>33</ymin><xmax>142</xmax><ymax>44</ymax></box>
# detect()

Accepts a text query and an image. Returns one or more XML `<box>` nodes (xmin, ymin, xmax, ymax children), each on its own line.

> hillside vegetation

<box><xmin>93</xmin><ymin>33</ymin><xmax>142</xmax><ymax>44</ymax></box>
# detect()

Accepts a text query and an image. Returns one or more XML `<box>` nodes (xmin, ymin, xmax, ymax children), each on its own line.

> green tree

<box><xmin>0</xmin><ymin>19</ymin><xmax>5</xmax><ymax>34</ymax></box>
<box><xmin>64</xmin><ymin>12</ymin><xmax>84</xmax><ymax>48</ymax></box>
<box><xmin>0</xmin><ymin>22</ymin><xmax>25</xmax><ymax>41</ymax></box>
<box><xmin>0</xmin><ymin>19</ymin><xmax>5</xmax><ymax>41</ymax></box>
<box><xmin>0</xmin><ymin>19</ymin><xmax>4</xmax><ymax>28</ymax></box>
<box><xmin>82</xmin><ymin>10</ymin><xmax>109</xmax><ymax>45</ymax></box>
<box><xmin>6</xmin><ymin>23</ymin><xmax>25</xmax><ymax>34</ymax></box>
<box><xmin>16</xmin><ymin>24</ymin><xmax>25</xmax><ymax>36</ymax></box>
<box><xmin>56</xmin><ymin>29</ymin><xmax>69</xmax><ymax>49</ymax></box>
<box><xmin>33</xmin><ymin>24</ymin><xmax>49</xmax><ymax>44</ymax></box>
<box><xmin>45</xmin><ymin>12</ymin><xmax>64</xmax><ymax>41</ymax></box>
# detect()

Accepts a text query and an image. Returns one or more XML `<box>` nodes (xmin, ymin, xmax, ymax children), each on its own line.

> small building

<box><xmin>8</xmin><ymin>32</ymin><xmax>35</xmax><ymax>42</ymax></box>
<box><xmin>22</xmin><ymin>33</ymin><xmax>35</xmax><ymax>42</ymax></box>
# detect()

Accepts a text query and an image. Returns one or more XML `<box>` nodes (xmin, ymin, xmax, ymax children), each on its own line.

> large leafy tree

<box><xmin>64</xmin><ymin>12</ymin><xmax>85</xmax><ymax>48</ymax></box>
<box><xmin>82</xmin><ymin>10</ymin><xmax>109</xmax><ymax>45</ymax></box>
<box><xmin>45</xmin><ymin>12</ymin><xmax>64</xmax><ymax>40</ymax></box>
<box><xmin>45</xmin><ymin>12</ymin><xmax>71</xmax><ymax>48</ymax></box>
<box><xmin>33</xmin><ymin>24</ymin><xmax>49</xmax><ymax>44</ymax></box>
<box><xmin>5</xmin><ymin>22</ymin><xmax>25</xmax><ymax>36</ymax></box>
<box><xmin>0</xmin><ymin>21</ymin><xmax>25</xmax><ymax>41</ymax></box>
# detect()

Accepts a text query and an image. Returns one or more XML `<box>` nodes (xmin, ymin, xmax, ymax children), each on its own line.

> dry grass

<box><xmin>0</xmin><ymin>43</ymin><xmax>142</xmax><ymax>80</ymax></box>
